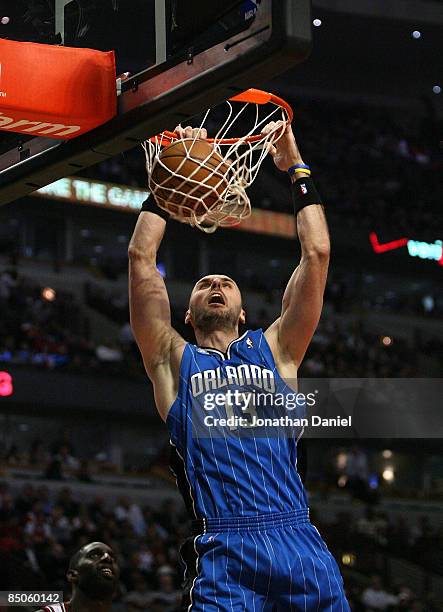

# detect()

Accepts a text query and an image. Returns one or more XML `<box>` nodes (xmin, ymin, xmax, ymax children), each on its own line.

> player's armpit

<box><xmin>150</xmin><ymin>337</ymin><xmax>185</xmax><ymax>421</ymax></box>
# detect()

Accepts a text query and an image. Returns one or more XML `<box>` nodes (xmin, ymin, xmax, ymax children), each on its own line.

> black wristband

<box><xmin>291</xmin><ymin>176</ymin><xmax>323</xmax><ymax>216</ymax></box>
<box><xmin>140</xmin><ymin>193</ymin><xmax>170</xmax><ymax>221</ymax></box>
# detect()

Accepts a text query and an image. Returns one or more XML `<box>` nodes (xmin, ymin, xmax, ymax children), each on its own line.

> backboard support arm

<box><xmin>155</xmin><ymin>0</ymin><xmax>168</xmax><ymax>65</ymax></box>
<box><xmin>55</xmin><ymin>0</ymin><xmax>76</xmax><ymax>45</ymax></box>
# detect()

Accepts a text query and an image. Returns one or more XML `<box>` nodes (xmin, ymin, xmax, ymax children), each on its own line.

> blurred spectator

<box><xmin>114</xmin><ymin>497</ymin><xmax>146</xmax><ymax>537</ymax></box>
<box><xmin>124</xmin><ymin>575</ymin><xmax>152</xmax><ymax>610</ymax></box>
<box><xmin>76</xmin><ymin>459</ymin><xmax>94</xmax><ymax>483</ymax></box>
<box><xmin>24</xmin><ymin>509</ymin><xmax>52</xmax><ymax>545</ymax></box>
<box><xmin>150</xmin><ymin>567</ymin><xmax>182</xmax><ymax>611</ymax></box>
<box><xmin>29</xmin><ymin>439</ymin><xmax>49</xmax><ymax>465</ymax></box>
<box><xmin>0</xmin><ymin>269</ymin><xmax>17</xmax><ymax>304</ymax></box>
<box><xmin>50</xmin><ymin>505</ymin><xmax>72</xmax><ymax>544</ymax></box>
<box><xmin>346</xmin><ymin>445</ymin><xmax>370</xmax><ymax>501</ymax></box>
<box><xmin>96</xmin><ymin>343</ymin><xmax>124</xmax><ymax>363</ymax></box>
<box><xmin>44</xmin><ymin>455</ymin><xmax>64</xmax><ymax>480</ymax></box>
<box><xmin>361</xmin><ymin>575</ymin><xmax>398</xmax><ymax>610</ymax></box>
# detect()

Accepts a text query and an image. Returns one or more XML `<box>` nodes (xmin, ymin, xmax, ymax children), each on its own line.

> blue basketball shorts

<box><xmin>181</xmin><ymin>509</ymin><xmax>350</xmax><ymax>611</ymax></box>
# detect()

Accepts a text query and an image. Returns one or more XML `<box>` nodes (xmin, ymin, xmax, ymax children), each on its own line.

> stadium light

<box><xmin>433</xmin><ymin>85</ymin><xmax>441</xmax><ymax>94</ymax></box>
<box><xmin>382</xmin><ymin>449</ymin><xmax>393</xmax><ymax>459</ymax></box>
<box><xmin>313</xmin><ymin>18</ymin><xmax>322</xmax><ymax>27</ymax></box>
<box><xmin>42</xmin><ymin>287</ymin><xmax>56</xmax><ymax>302</ymax></box>
<box><xmin>411</xmin><ymin>30</ymin><xmax>422</xmax><ymax>39</ymax></box>
<box><xmin>342</xmin><ymin>553</ymin><xmax>356</xmax><ymax>567</ymax></box>
<box><xmin>382</xmin><ymin>467</ymin><xmax>395</xmax><ymax>482</ymax></box>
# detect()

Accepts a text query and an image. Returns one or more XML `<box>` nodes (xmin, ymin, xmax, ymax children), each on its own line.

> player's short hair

<box><xmin>193</xmin><ymin>274</ymin><xmax>238</xmax><ymax>287</ymax></box>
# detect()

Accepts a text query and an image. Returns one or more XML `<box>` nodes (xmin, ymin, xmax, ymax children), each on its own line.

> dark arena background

<box><xmin>0</xmin><ymin>1</ymin><xmax>442</xmax><ymax>611</ymax></box>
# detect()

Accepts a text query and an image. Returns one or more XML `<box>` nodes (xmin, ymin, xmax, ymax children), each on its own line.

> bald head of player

<box><xmin>186</xmin><ymin>274</ymin><xmax>246</xmax><ymax>334</ymax></box>
<box><xmin>67</xmin><ymin>542</ymin><xmax>119</xmax><ymax>610</ymax></box>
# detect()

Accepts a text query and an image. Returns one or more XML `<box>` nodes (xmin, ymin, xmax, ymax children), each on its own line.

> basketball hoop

<box><xmin>143</xmin><ymin>89</ymin><xmax>293</xmax><ymax>233</ymax></box>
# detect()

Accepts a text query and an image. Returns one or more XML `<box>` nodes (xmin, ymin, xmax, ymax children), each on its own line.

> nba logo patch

<box><xmin>241</xmin><ymin>1</ymin><xmax>261</xmax><ymax>21</ymax></box>
<box><xmin>300</xmin><ymin>183</ymin><xmax>308</xmax><ymax>195</ymax></box>
<box><xmin>246</xmin><ymin>337</ymin><xmax>253</xmax><ymax>348</ymax></box>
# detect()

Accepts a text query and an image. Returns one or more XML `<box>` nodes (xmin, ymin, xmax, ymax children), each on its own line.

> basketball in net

<box><xmin>149</xmin><ymin>139</ymin><xmax>231</xmax><ymax>220</ymax></box>
<box><xmin>144</xmin><ymin>89</ymin><xmax>293</xmax><ymax>233</ymax></box>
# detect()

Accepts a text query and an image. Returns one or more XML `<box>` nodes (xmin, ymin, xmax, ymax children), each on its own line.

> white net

<box><xmin>143</xmin><ymin>89</ymin><xmax>292</xmax><ymax>233</ymax></box>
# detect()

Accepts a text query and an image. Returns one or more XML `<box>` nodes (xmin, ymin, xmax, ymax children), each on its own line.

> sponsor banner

<box><xmin>0</xmin><ymin>38</ymin><xmax>116</xmax><ymax>139</ymax></box>
<box><xmin>34</xmin><ymin>177</ymin><xmax>295</xmax><ymax>237</ymax></box>
<box><xmin>34</xmin><ymin>177</ymin><xmax>148</xmax><ymax>213</ymax></box>
<box><xmin>370</xmin><ymin>232</ymin><xmax>443</xmax><ymax>267</ymax></box>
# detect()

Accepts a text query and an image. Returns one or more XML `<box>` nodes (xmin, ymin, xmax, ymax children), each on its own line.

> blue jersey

<box><xmin>167</xmin><ymin>329</ymin><xmax>308</xmax><ymax>519</ymax></box>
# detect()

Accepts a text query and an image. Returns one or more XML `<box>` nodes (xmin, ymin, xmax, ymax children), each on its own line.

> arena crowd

<box><xmin>0</xmin><ymin>482</ymin><xmax>441</xmax><ymax>610</ymax></box>
<box><xmin>1</xmin><ymin>269</ymin><xmax>441</xmax><ymax>380</ymax></box>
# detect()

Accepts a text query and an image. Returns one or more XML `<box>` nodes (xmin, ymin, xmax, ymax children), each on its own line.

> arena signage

<box><xmin>0</xmin><ymin>112</ymin><xmax>81</xmax><ymax>137</ymax></box>
<box><xmin>34</xmin><ymin>178</ymin><xmax>295</xmax><ymax>239</ymax></box>
<box><xmin>35</xmin><ymin>177</ymin><xmax>148</xmax><ymax>212</ymax></box>
<box><xmin>370</xmin><ymin>232</ymin><xmax>443</xmax><ymax>267</ymax></box>
<box><xmin>407</xmin><ymin>239</ymin><xmax>443</xmax><ymax>263</ymax></box>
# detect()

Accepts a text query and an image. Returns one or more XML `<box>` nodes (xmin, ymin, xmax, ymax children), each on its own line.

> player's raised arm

<box><xmin>264</xmin><ymin>122</ymin><xmax>330</xmax><ymax>368</ymax></box>
<box><xmin>128</xmin><ymin>196</ymin><xmax>186</xmax><ymax>420</ymax></box>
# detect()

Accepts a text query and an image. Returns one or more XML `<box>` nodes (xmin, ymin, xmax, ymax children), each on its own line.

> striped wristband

<box><xmin>288</xmin><ymin>163</ymin><xmax>311</xmax><ymax>177</ymax></box>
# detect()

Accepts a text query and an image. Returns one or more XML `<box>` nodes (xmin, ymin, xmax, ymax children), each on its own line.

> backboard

<box><xmin>0</xmin><ymin>0</ymin><xmax>312</xmax><ymax>205</ymax></box>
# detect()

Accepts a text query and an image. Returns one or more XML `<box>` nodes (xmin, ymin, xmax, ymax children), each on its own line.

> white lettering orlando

<box><xmin>191</xmin><ymin>364</ymin><xmax>275</xmax><ymax>397</ymax></box>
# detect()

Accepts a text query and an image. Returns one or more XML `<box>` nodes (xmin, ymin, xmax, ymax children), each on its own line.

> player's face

<box><xmin>187</xmin><ymin>275</ymin><xmax>245</xmax><ymax>332</ymax></box>
<box><xmin>68</xmin><ymin>542</ymin><xmax>119</xmax><ymax>599</ymax></box>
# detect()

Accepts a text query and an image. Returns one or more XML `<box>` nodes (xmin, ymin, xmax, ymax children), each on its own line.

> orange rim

<box><xmin>150</xmin><ymin>88</ymin><xmax>293</xmax><ymax>146</ymax></box>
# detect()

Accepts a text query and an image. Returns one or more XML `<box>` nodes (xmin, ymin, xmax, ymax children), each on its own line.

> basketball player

<box><xmin>36</xmin><ymin>542</ymin><xmax>119</xmax><ymax>612</ymax></box>
<box><xmin>128</xmin><ymin>122</ymin><xmax>350</xmax><ymax>610</ymax></box>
